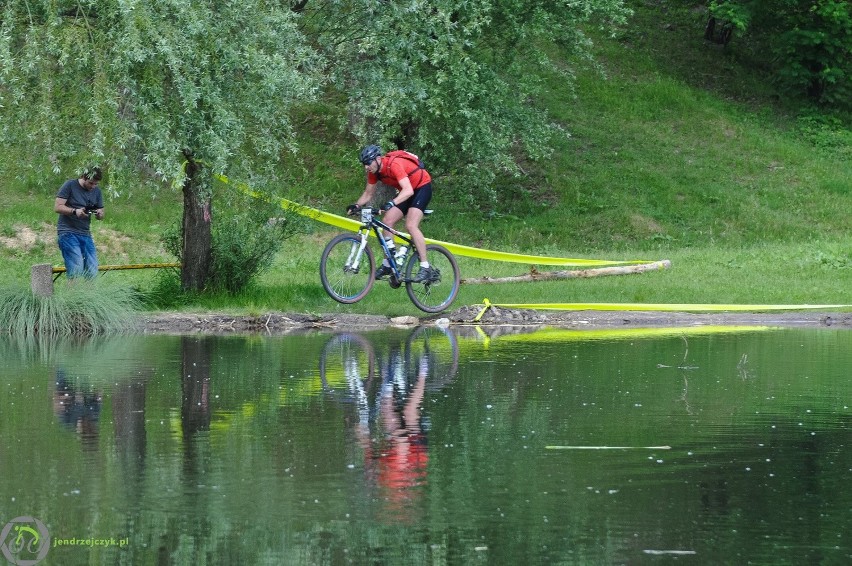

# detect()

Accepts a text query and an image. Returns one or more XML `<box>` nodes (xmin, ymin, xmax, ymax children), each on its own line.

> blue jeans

<box><xmin>58</xmin><ymin>232</ymin><xmax>99</xmax><ymax>279</ymax></box>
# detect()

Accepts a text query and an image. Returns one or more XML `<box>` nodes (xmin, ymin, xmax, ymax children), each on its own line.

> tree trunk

<box><xmin>181</xmin><ymin>157</ymin><xmax>212</xmax><ymax>291</ymax></box>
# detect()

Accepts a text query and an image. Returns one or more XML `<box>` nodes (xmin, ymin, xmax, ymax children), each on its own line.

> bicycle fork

<box><xmin>345</xmin><ymin>232</ymin><xmax>371</xmax><ymax>273</ymax></box>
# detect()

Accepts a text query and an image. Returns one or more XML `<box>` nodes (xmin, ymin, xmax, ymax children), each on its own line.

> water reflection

<box><xmin>111</xmin><ymin>374</ymin><xmax>148</xmax><ymax>488</ymax></box>
<box><xmin>53</xmin><ymin>369</ymin><xmax>102</xmax><ymax>450</ymax></box>
<box><xmin>46</xmin><ymin>338</ymin><xmax>155</xmax><ymax>495</ymax></box>
<box><xmin>320</xmin><ymin>328</ymin><xmax>459</xmax><ymax>524</ymax></box>
<box><xmin>181</xmin><ymin>336</ymin><xmax>212</xmax><ymax>470</ymax></box>
<box><xmin>0</xmin><ymin>326</ymin><xmax>849</xmax><ymax>565</ymax></box>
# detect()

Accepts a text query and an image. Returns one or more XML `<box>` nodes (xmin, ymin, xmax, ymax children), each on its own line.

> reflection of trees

<box><xmin>150</xmin><ymin>337</ymin><xmax>216</xmax><ymax>563</ymax></box>
<box><xmin>111</xmin><ymin>375</ymin><xmax>150</xmax><ymax>489</ymax></box>
<box><xmin>181</xmin><ymin>336</ymin><xmax>212</xmax><ymax>441</ymax></box>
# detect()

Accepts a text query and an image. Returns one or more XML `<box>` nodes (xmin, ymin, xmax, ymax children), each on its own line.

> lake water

<box><xmin>0</xmin><ymin>325</ymin><xmax>849</xmax><ymax>565</ymax></box>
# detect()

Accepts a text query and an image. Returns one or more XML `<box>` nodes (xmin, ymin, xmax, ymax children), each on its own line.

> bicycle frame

<box><xmin>354</xmin><ymin>207</ymin><xmax>415</xmax><ymax>282</ymax></box>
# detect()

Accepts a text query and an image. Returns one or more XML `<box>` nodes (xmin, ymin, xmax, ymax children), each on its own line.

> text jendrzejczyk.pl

<box><xmin>53</xmin><ymin>537</ymin><xmax>129</xmax><ymax>548</ymax></box>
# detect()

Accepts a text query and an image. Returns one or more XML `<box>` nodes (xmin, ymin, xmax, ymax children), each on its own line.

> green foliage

<box><xmin>796</xmin><ymin>113</ymin><xmax>852</xmax><ymax>156</ymax></box>
<box><xmin>0</xmin><ymin>0</ymin><xmax>849</xmax><ymax>315</ymax></box>
<box><xmin>161</xmin><ymin>193</ymin><xmax>308</xmax><ymax>295</ymax></box>
<box><xmin>0</xmin><ymin>0</ymin><xmax>322</xmax><ymax>193</ymax></box>
<box><xmin>0</xmin><ymin>0</ymin><xmax>325</xmax><ymax>290</ymax></box>
<box><xmin>305</xmin><ymin>0</ymin><xmax>631</xmax><ymax>207</ymax></box>
<box><xmin>0</xmin><ymin>283</ymin><xmax>140</xmax><ymax>337</ymax></box>
<box><xmin>709</xmin><ymin>0</ymin><xmax>852</xmax><ymax>109</ymax></box>
<box><xmin>144</xmin><ymin>269</ymin><xmax>187</xmax><ymax>310</ymax></box>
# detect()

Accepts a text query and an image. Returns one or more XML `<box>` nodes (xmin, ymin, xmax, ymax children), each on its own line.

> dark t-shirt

<box><xmin>56</xmin><ymin>179</ymin><xmax>103</xmax><ymax>235</ymax></box>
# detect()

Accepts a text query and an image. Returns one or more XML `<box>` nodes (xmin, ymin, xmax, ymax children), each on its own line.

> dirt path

<box><xmin>138</xmin><ymin>307</ymin><xmax>852</xmax><ymax>335</ymax></box>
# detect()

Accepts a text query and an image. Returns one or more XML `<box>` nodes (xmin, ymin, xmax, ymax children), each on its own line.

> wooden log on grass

<box><xmin>461</xmin><ymin>260</ymin><xmax>671</xmax><ymax>284</ymax></box>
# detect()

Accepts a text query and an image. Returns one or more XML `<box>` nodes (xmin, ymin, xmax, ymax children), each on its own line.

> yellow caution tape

<box><xmin>473</xmin><ymin>325</ymin><xmax>491</xmax><ymax>349</ymax></box>
<box><xmin>473</xmin><ymin>298</ymin><xmax>492</xmax><ymax>322</ymax></box>
<box><xmin>495</xmin><ymin>325</ymin><xmax>773</xmax><ymax>342</ymax></box>
<box><xmin>485</xmin><ymin>301</ymin><xmax>849</xmax><ymax>312</ymax></box>
<box><xmin>213</xmin><ymin>173</ymin><xmax>653</xmax><ymax>267</ymax></box>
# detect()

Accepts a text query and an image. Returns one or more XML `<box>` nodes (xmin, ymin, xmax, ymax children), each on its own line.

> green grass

<box><xmin>1</xmin><ymin>2</ymin><xmax>849</xmax><ymax>317</ymax></box>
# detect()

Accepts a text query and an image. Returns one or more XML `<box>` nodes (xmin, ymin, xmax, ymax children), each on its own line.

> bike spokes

<box><xmin>320</xmin><ymin>234</ymin><xmax>375</xmax><ymax>304</ymax></box>
<box><xmin>405</xmin><ymin>244</ymin><xmax>460</xmax><ymax>313</ymax></box>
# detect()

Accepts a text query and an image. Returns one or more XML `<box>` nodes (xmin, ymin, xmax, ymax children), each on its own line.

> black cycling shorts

<box><xmin>397</xmin><ymin>183</ymin><xmax>432</xmax><ymax>214</ymax></box>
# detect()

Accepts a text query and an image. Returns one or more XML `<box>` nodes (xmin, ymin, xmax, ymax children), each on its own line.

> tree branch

<box><xmin>461</xmin><ymin>260</ymin><xmax>671</xmax><ymax>284</ymax></box>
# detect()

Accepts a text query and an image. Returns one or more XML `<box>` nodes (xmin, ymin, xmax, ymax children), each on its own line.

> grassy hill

<box><xmin>1</xmin><ymin>2</ymin><xmax>849</xmax><ymax>317</ymax></box>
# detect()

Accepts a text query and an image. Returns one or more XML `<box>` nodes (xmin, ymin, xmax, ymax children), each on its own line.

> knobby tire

<box><xmin>320</xmin><ymin>234</ymin><xmax>375</xmax><ymax>304</ymax></box>
<box><xmin>405</xmin><ymin>244</ymin><xmax>460</xmax><ymax>313</ymax></box>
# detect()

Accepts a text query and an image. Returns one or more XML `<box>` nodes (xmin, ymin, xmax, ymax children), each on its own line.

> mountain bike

<box><xmin>319</xmin><ymin>207</ymin><xmax>461</xmax><ymax>313</ymax></box>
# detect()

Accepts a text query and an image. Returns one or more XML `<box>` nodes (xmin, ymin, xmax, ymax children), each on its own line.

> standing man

<box><xmin>54</xmin><ymin>167</ymin><xmax>104</xmax><ymax>279</ymax></box>
<box><xmin>347</xmin><ymin>145</ymin><xmax>435</xmax><ymax>283</ymax></box>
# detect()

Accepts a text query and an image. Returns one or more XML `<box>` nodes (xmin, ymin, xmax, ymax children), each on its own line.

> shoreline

<box><xmin>138</xmin><ymin>307</ymin><xmax>852</xmax><ymax>335</ymax></box>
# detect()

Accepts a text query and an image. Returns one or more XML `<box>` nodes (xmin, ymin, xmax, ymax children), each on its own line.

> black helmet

<box><xmin>359</xmin><ymin>145</ymin><xmax>382</xmax><ymax>165</ymax></box>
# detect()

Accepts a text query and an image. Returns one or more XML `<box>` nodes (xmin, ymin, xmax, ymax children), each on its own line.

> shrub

<box><xmin>162</xmin><ymin>197</ymin><xmax>308</xmax><ymax>295</ymax></box>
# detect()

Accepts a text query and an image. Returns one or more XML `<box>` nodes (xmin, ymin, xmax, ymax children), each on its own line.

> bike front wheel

<box><xmin>405</xmin><ymin>244</ymin><xmax>460</xmax><ymax>313</ymax></box>
<box><xmin>320</xmin><ymin>234</ymin><xmax>375</xmax><ymax>304</ymax></box>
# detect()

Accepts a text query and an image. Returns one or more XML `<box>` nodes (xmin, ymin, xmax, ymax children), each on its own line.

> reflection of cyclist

<box><xmin>369</xmin><ymin>353</ymin><xmax>430</xmax><ymax>523</ymax></box>
<box><xmin>321</xmin><ymin>329</ymin><xmax>459</xmax><ymax>522</ymax></box>
<box><xmin>379</xmin><ymin>355</ymin><xmax>429</xmax><ymax>480</ymax></box>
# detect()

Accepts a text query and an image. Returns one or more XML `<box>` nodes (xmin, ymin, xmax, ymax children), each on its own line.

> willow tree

<box><xmin>303</xmin><ymin>0</ymin><xmax>630</xmax><ymax>202</ymax></box>
<box><xmin>0</xmin><ymin>1</ymin><xmax>320</xmax><ymax>290</ymax></box>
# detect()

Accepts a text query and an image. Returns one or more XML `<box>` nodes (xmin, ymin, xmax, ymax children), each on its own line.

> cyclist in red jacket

<box><xmin>347</xmin><ymin>145</ymin><xmax>435</xmax><ymax>282</ymax></box>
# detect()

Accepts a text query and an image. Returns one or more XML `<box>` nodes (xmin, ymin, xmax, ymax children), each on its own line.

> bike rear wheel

<box><xmin>320</xmin><ymin>234</ymin><xmax>375</xmax><ymax>304</ymax></box>
<box><xmin>404</xmin><ymin>244</ymin><xmax>460</xmax><ymax>313</ymax></box>
<box><xmin>404</xmin><ymin>325</ymin><xmax>459</xmax><ymax>391</ymax></box>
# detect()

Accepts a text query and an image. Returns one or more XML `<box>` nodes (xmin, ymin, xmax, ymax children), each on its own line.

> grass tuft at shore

<box><xmin>0</xmin><ymin>283</ymin><xmax>141</xmax><ymax>337</ymax></box>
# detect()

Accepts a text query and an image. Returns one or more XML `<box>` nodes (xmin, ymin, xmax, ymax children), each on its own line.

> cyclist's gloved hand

<box><xmin>381</xmin><ymin>200</ymin><xmax>395</xmax><ymax>212</ymax></box>
<box><xmin>346</xmin><ymin>204</ymin><xmax>361</xmax><ymax>216</ymax></box>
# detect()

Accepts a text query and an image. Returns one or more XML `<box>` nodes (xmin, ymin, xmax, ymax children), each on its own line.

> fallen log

<box><xmin>461</xmin><ymin>260</ymin><xmax>671</xmax><ymax>284</ymax></box>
